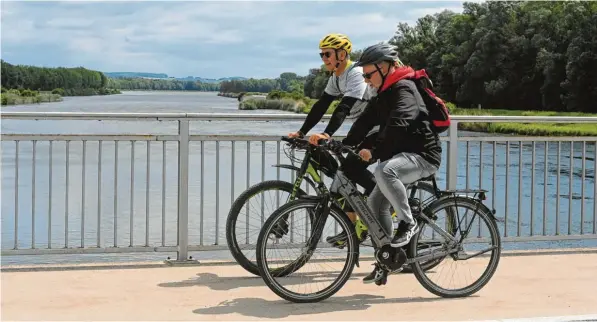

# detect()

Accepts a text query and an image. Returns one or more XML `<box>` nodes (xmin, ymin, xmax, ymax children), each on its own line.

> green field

<box><xmin>450</xmin><ymin>107</ymin><xmax>597</xmax><ymax>136</ymax></box>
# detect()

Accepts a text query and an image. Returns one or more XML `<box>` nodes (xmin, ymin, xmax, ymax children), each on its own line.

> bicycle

<box><xmin>226</xmin><ymin>136</ymin><xmax>440</xmax><ymax>276</ymax></box>
<box><xmin>255</xmin><ymin>139</ymin><xmax>502</xmax><ymax>303</ymax></box>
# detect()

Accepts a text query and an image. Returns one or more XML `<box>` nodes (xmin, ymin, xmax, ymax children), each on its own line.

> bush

<box><xmin>52</xmin><ymin>88</ymin><xmax>65</xmax><ymax>95</ymax></box>
<box><xmin>19</xmin><ymin>89</ymin><xmax>38</xmax><ymax>97</ymax></box>
<box><xmin>239</xmin><ymin>98</ymin><xmax>302</xmax><ymax>112</ymax></box>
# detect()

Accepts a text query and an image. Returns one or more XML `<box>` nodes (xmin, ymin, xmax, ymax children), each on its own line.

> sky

<box><xmin>1</xmin><ymin>0</ymin><xmax>465</xmax><ymax>79</ymax></box>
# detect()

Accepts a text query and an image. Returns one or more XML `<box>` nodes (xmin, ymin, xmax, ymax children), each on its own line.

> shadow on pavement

<box><xmin>193</xmin><ymin>294</ymin><xmax>472</xmax><ymax>318</ymax></box>
<box><xmin>157</xmin><ymin>271</ymin><xmax>370</xmax><ymax>291</ymax></box>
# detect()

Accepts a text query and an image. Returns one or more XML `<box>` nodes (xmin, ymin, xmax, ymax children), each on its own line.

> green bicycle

<box><xmin>226</xmin><ymin>136</ymin><xmax>442</xmax><ymax>276</ymax></box>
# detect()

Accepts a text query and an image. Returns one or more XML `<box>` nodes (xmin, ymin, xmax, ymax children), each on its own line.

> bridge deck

<box><xmin>2</xmin><ymin>250</ymin><xmax>597</xmax><ymax>321</ymax></box>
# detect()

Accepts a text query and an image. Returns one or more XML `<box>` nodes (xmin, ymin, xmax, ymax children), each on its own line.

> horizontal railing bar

<box><xmin>3</xmin><ymin>235</ymin><xmax>596</xmax><ymax>256</ymax></box>
<box><xmin>4</xmin><ymin>134</ymin><xmax>597</xmax><ymax>143</ymax></box>
<box><xmin>1</xmin><ymin>246</ymin><xmax>178</xmax><ymax>256</ymax></box>
<box><xmin>1</xmin><ymin>135</ymin><xmax>179</xmax><ymax>141</ymax></box>
<box><xmin>0</xmin><ymin>112</ymin><xmax>330</xmax><ymax>121</ymax></box>
<box><xmin>3</xmin><ymin>111</ymin><xmax>597</xmax><ymax>123</ymax></box>
<box><xmin>0</xmin><ymin>244</ymin><xmax>329</xmax><ymax>255</ymax></box>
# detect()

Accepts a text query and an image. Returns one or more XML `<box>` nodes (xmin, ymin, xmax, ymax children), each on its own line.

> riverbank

<box><xmin>1</xmin><ymin>89</ymin><xmax>62</xmax><ymax>106</ymax></box>
<box><xmin>450</xmin><ymin>107</ymin><xmax>597</xmax><ymax>136</ymax></box>
<box><xmin>218</xmin><ymin>91</ymin><xmax>271</xmax><ymax>100</ymax></box>
<box><xmin>238</xmin><ymin>96</ymin><xmax>597</xmax><ymax>136</ymax></box>
<box><xmin>238</xmin><ymin>94</ymin><xmax>333</xmax><ymax>114</ymax></box>
<box><xmin>1</xmin><ymin>88</ymin><xmax>122</xmax><ymax>106</ymax></box>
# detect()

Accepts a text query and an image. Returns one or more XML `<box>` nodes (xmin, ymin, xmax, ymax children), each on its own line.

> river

<box><xmin>1</xmin><ymin>91</ymin><xmax>596</xmax><ymax>265</ymax></box>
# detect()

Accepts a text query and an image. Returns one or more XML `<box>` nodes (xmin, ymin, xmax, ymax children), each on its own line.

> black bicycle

<box><xmin>226</xmin><ymin>136</ymin><xmax>440</xmax><ymax>276</ymax></box>
<box><xmin>255</xmin><ymin>139</ymin><xmax>502</xmax><ymax>303</ymax></box>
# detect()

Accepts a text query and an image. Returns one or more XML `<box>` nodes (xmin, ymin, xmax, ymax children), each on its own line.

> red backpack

<box><xmin>408</xmin><ymin>69</ymin><xmax>451</xmax><ymax>134</ymax></box>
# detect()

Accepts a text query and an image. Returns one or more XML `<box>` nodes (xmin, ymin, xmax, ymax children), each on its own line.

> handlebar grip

<box><xmin>281</xmin><ymin>136</ymin><xmax>309</xmax><ymax>146</ymax></box>
<box><xmin>317</xmin><ymin>138</ymin><xmax>329</xmax><ymax>146</ymax></box>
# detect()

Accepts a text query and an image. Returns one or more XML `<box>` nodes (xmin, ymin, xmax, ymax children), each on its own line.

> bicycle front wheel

<box><xmin>256</xmin><ymin>198</ymin><xmax>358</xmax><ymax>303</ymax></box>
<box><xmin>226</xmin><ymin>180</ymin><xmax>312</xmax><ymax>276</ymax></box>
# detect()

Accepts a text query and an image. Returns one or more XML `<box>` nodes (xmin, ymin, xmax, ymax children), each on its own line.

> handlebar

<box><xmin>280</xmin><ymin>136</ymin><xmax>310</xmax><ymax>147</ymax></box>
<box><xmin>317</xmin><ymin>138</ymin><xmax>364</xmax><ymax>161</ymax></box>
<box><xmin>280</xmin><ymin>136</ymin><xmax>370</xmax><ymax>163</ymax></box>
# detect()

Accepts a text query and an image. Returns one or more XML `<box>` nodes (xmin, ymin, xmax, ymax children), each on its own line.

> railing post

<box><xmin>167</xmin><ymin>119</ymin><xmax>197</xmax><ymax>265</ymax></box>
<box><xmin>446</xmin><ymin>121</ymin><xmax>459</xmax><ymax>190</ymax></box>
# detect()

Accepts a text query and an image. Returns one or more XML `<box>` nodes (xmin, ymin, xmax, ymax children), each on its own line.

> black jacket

<box><xmin>342</xmin><ymin>77</ymin><xmax>442</xmax><ymax>168</ymax></box>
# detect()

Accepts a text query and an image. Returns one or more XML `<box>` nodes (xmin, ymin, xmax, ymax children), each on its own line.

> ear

<box><xmin>338</xmin><ymin>50</ymin><xmax>347</xmax><ymax>61</ymax></box>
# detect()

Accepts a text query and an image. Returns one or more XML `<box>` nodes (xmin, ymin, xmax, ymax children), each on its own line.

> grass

<box><xmin>239</xmin><ymin>96</ymin><xmax>339</xmax><ymax>114</ymax></box>
<box><xmin>239</xmin><ymin>97</ymin><xmax>305</xmax><ymax>112</ymax></box>
<box><xmin>1</xmin><ymin>91</ymin><xmax>63</xmax><ymax>105</ymax></box>
<box><xmin>237</xmin><ymin>96</ymin><xmax>597</xmax><ymax>136</ymax></box>
<box><xmin>450</xmin><ymin>107</ymin><xmax>597</xmax><ymax>136</ymax></box>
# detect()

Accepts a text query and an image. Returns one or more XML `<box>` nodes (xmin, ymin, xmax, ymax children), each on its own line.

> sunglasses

<box><xmin>362</xmin><ymin>70</ymin><xmax>378</xmax><ymax>79</ymax></box>
<box><xmin>319</xmin><ymin>52</ymin><xmax>332</xmax><ymax>58</ymax></box>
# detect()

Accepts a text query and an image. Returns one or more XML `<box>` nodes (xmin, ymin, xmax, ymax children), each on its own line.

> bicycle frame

<box><xmin>271</xmin><ymin>142</ymin><xmax>326</xmax><ymax>198</ymax></box>
<box><xmin>305</xmin><ymin>143</ymin><xmax>460</xmax><ymax>254</ymax></box>
<box><xmin>328</xmin><ymin>169</ymin><xmax>394</xmax><ymax>247</ymax></box>
<box><xmin>273</xmin><ymin>139</ymin><xmax>432</xmax><ymax>238</ymax></box>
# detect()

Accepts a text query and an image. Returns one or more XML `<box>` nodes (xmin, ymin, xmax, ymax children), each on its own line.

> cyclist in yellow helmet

<box><xmin>288</xmin><ymin>33</ymin><xmax>378</xmax><ymax>246</ymax></box>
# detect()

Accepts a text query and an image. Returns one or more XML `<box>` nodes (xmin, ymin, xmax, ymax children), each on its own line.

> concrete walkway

<box><xmin>2</xmin><ymin>250</ymin><xmax>597</xmax><ymax>321</ymax></box>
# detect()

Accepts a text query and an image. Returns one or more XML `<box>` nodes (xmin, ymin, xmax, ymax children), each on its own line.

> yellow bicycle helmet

<box><xmin>319</xmin><ymin>33</ymin><xmax>352</xmax><ymax>54</ymax></box>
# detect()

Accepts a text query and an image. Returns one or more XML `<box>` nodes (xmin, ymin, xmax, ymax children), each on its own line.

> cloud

<box><xmin>0</xmin><ymin>0</ymin><xmax>464</xmax><ymax>78</ymax></box>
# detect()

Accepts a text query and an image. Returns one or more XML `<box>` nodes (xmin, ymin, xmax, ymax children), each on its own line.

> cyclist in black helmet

<box><xmin>342</xmin><ymin>42</ymin><xmax>442</xmax><ymax>284</ymax></box>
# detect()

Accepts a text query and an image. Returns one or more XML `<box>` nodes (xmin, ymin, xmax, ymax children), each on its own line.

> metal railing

<box><xmin>2</xmin><ymin>112</ymin><xmax>597</xmax><ymax>262</ymax></box>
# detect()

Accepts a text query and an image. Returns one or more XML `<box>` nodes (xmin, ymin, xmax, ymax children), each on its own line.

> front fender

<box><xmin>272</xmin><ymin>164</ymin><xmax>301</xmax><ymax>172</ymax></box>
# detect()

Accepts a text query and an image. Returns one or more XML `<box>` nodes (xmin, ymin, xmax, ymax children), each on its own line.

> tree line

<box><xmin>223</xmin><ymin>1</ymin><xmax>597</xmax><ymax>113</ymax></box>
<box><xmin>391</xmin><ymin>1</ymin><xmax>596</xmax><ymax>112</ymax></box>
<box><xmin>219</xmin><ymin>72</ymin><xmax>306</xmax><ymax>94</ymax></box>
<box><xmin>107</xmin><ymin>77</ymin><xmax>220</xmax><ymax>91</ymax></box>
<box><xmin>0</xmin><ymin>60</ymin><xmax>114</xmax><ymax>96</ymax></box>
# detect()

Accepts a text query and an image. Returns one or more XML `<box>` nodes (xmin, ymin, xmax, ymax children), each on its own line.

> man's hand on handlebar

<box><xmin>317</xmin><ymin>138</ymin><xmax>373</xmax><ymax>163</ymax></box>
<box><xmin>358</xmin><ymin>149</ymin><xmax>372</xmax><ymax>162</ymax></box>
<box><xmin>308</xmin><ymin>133</ymin><xmax>330</xmax><ymax>146</ymax></box>
<box><xmin>288</xmin><ymin>131</ymin><xmax>304</xmax><ymax>139</ymax></box>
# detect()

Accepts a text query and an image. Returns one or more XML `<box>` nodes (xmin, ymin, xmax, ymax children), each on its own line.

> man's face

<box><xmin>362</xmin><ymin>64</ymin><xmax>384</xmax><ymax>88</ymax></box>
<box><xmin>320</xmin><ymin>48</ymin><xmax>338</xmax><ymax>71</ymax></box>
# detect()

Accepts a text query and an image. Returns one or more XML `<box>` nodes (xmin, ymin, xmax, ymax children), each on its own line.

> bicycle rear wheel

<box><xmin>256</xmin><ymin>198</ymin><xmax>358</xmax><ymax>303</ymax></box>
<box><xmin>410</xmin><ymin>196</ymin><xmax>501</xmax><ymax>298</ymax></box>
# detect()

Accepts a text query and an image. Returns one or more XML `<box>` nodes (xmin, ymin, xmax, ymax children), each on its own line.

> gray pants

<box><xmin>367</xmin><ymin>152</ymin><xmax>439</xmax><ymax>237</ymax></box>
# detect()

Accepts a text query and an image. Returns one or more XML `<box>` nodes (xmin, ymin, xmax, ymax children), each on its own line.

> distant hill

<box><xmin>103</xmin><ymin>72</ymin><xmax>247</xmax><ymax>83</ymax></box>
<box><xmin>104</xmin><ymin>72</ymin><xmax>169</xmax><ymax>79</ymax></box>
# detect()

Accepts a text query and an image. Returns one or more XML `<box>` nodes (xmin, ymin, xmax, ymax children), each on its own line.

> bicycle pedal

<box><xmin>375</xmin><ymin>276</ymin><xmax>387</xmax><ymax>286</ymax></box>
<box><xmin>388</xmin><ymin>267</ymin><xmax>403</xmax><ymax>275</ymax></box>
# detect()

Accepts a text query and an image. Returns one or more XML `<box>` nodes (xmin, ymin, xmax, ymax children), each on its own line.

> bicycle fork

<box><xmin>305</xmin><ymin>194</ymin><xmax>331</xmax><ymax>252</ymax></box>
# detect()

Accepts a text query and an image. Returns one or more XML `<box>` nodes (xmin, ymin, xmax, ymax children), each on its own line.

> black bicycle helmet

<box><xmin>355</xmin><ymin>43</ymin><xmax>402</xmax><ymax>93</ymax></box>
<box><xmin>355</xmin><ymin>43</ymin><xmax>400</xmax><ymax>67</ymax></box>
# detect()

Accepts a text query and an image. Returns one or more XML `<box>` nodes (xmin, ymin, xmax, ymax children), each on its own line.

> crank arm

<box><xmin>406</xmin><ymin>247</ymin><xmax>460</xmax><ymax>264</ymax></box>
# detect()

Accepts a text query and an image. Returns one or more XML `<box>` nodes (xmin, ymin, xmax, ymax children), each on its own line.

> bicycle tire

<box><xmin>226</xmin><ymin>180</ymin><xmax>313</xmax><ymax>276</ymax></box>
<box><xmin>256</xmin><ymin>198</ymin><xmax>358</xmax><ymax>303</ymax></box>
<box><xmin>409</xmin><ymin>196</ymin><xmax>502</xmax><ymax>298</ymax></box>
